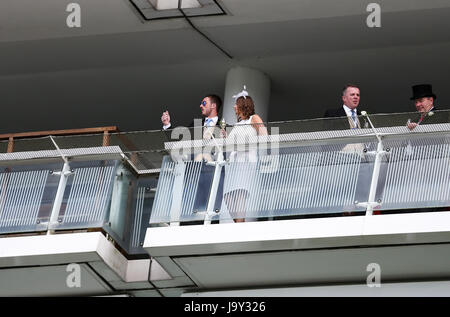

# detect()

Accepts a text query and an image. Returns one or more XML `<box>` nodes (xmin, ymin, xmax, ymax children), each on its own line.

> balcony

<box><xmin>144</xmin><ymin>110</ymin><xmax>450</xmax><ymax>295</ymax></box>
<box><xmin>0</xmin><ymin>130</ymin><xmax>163</xmax><ymax>296</ymax></box>
<box><xmin>1</xmin><ymin>111</ymin><xmax>450</xmax><ymax>296</ymax></box>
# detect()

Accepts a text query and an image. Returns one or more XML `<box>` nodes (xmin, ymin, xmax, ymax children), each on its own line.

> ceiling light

<box><xmin>131</xmin><ymin>0</ymin><xmax>225</xmax><ymax>20</ymax></box>
<box><xmin>148</xmin><ymin>0</ymin><xmax>201</xmax><ymax>10</ymax></box>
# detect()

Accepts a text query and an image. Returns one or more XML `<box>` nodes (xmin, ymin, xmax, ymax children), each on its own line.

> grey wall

<box><xmin>1</xmin><ymin>5</ymin><xmax>450</xmax><ymax>133</ymax></box>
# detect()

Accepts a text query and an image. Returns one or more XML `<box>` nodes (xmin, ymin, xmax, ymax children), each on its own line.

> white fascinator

<box><xmin>232</xmin><ymin>85</ymin><xmax>249</xmax><ymax>100</ymax></box>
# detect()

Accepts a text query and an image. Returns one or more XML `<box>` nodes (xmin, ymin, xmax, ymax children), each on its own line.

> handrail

<box><xmin>151</xmin><ymin>120</ymin><xmax>450</xmax><ymax>224</ymax></box>
<box><xmin>0</xmin><ymin>126</ymin><xmax>119</xmax><ymax>153</ymax></box>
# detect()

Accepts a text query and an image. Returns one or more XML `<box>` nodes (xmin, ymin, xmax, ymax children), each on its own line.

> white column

<box><xmin>222</xmin><ymin>66</ymin><xmax>271</xmax><ymax>125</ymax></box>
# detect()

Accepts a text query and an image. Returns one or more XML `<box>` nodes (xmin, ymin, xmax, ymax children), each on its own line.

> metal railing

<box><xmin>0</xmin><ymin>144</ymin><xmax>157</xmax><ymax>255</ymax></box>
<box><xmin>0</xmin><ymin>148</ymin><xmax>123</xmax><ymax>235</ymax></box>
<box><xmin>150</xmin><ymin>110</ymin><xmax>450</xmax><ymax>224</ymax></box>
<box><xmin>1</xmin><ymin>111</ymin><xmax>450</xmax><ymax>252</ymax></box>
<box><xmin>47</xmin><ymin>160</ymin><xmax>118</xmax><ymax>231</ymax></box>
<box><xmin>0</xmin><ymin>162</ymin><xmax>61</xmax><ymax>234</ymax></box>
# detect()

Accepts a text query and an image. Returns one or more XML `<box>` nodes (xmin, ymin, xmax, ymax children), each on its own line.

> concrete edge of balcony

<box><xmin>143</xmin><ymin>211</ymin><xmax>450</xmax><ymax>257</ymax></box>
<box><xmin>0</xmin><ymin>231</ymin><xmax>156</xmax><ymax>284</ymax></box>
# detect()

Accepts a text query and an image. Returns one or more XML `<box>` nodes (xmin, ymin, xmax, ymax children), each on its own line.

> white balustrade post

<box><xmin>365</xmin><ymin>140</ymin><xmax>385</xmax><ymax>216</ymax></box>
<box><xmin>47</xmin><ymin>162</ymin><xmax>71</xmax><ymax>235</ymax></box>
<box><xmin>359</xmin><ymin>112</ymin><xmax>385</xmax><ymax>216</ymax></box>
<box><xmin>169</xmin><ymin>162</ymin><xmax>186</xmax><ymax>226</ymax></box>
<box><xmin>204</xmin><ymin>154</ymin><xmax>225</xmax><ymax>225</ymax></box>
<box><xmin>203</xmin><ymin>129</ymin><xmax>227</xmax><ymax>225</ymax></box>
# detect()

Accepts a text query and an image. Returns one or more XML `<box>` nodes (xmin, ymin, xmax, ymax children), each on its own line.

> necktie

<box><xmin>351</xmin><ymin>109</ymin><xmax>358</xmax><ymax>128</ymax></box>
<box><xmin>204</xmin><ymin>118</ymin><xmax>211</xmax><ymax>126</ymax></box>
<box><xmin>418</xmin><ymin>113</ymin><xmax>426</xmax><ymax>125</ymax></box>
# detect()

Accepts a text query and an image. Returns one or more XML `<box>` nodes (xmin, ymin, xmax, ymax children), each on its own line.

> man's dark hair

<box><xmin>206</xmin><ymin>94</ymin><xmax>222</xmax><ymax>112</ymax></box>
<box><xmin>342</xmin><ymin>84</ymin><xmax>360</xmax><ymax>96</ymax></box>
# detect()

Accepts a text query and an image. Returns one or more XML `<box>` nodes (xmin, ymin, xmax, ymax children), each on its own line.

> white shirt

<box><xmin>203</xmin><ymin>116</ymin><xmax>218</xmax><ymax>127</ymax></box>
<box><xmin>343</xmin><ymin>104</ymin><xmax>358</xmax><ymax>127</ymax></box>
<box><xmin>343</xmin><ymin>104</ymin><xmax>357</xmax><ymax>118</ymax></box>
<box><xmin>163</xmin><ymin>116</ymin><xmax>218</xmax><ymax>130</ymax></box>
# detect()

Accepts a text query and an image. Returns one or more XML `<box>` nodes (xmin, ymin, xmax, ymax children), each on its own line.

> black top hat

<box><xmin>410</xmin><ymin>84</ymin><xmax>437</xmax><ymax>100</ymax></box>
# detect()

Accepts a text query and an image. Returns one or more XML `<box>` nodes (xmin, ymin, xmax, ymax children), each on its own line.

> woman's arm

<box><xmin>251</xmin><ymin>114</ymin><xmax>268</xmax><ymax>136</ymax></box>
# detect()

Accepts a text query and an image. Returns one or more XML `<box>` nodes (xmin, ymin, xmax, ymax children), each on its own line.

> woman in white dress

<box><xmin>223</xmin><ymin>94</ymin><xmax>267</xmax><ymax>222</ymax></box>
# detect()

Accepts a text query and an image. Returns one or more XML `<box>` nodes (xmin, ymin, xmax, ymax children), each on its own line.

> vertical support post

<box><xmin>204</xmin><ymin>151</ymin><xmax>224</xmax><ymax>225</ymax></box>
<box><xmin>365</xmin><ymin>140</ymin><xmax>384</xmax><ymax>216</ymax></box>
<box><xmin>130</xmin><ymin>152</ymin><xmax>138</xmax><ymax>166</ymax></box>
<box><xmin>7</xmin><ymin>137</ymin><xmax>14</xmax><ymax>153</ymax></box>
<box><xmin>103</xmin><ymin>130</ymin><xmax>110</xmax><ymax>146</ymax></box>
<box><xmin>47</xmin><ymin>162</ymin><xmax>71</xmax><ymax>235</ymax></box>
<box><xmin>360</xmin><ymin>112</ymin><xmax>385</xmax><ymax>216</ymax></box>
<box><xmin>169</xmin><ymin>162</ymin><xmax>186</xmax><ymax>226</ymax></box>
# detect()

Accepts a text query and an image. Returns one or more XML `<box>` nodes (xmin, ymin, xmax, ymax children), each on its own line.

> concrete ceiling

<box><xmin>0</xmin><ymin>264</ymin><xmax>112</xmax><ymax>296</ymax></box>
<box><xmin>1</xmin><ymin>0</ymin><xmax>450</xmax><ymax>134</ymax></box>
<box><xmin>174</xmin><ymin>243</ymin><xmax>450</xmax><ymax>289</ymax></box>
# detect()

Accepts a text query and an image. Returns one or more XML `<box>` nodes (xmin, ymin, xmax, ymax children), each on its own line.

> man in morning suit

<box><xmin>161</xmin><ymin>94</ymin><xmax>222</xmax><ymax>134</ymax></box>
<box><xmin>161</xmin><ymin>94</ymin><xmax>224</xmax><ymax>218</ymax></box>
<box><xmin>404</xmin><ymin>84</ymin><xmax>450</xmax><ymax>213</ymax></box>
<box><xmin>407</xmin><ymin>84</ymin><xmax>438</xmax><ymax>130</ymax></box>
<box><xmin>323</xmin><ymin>84</ymin><xmax>362</xmax><ymax>129</ymax></box>
<box><xmin>323</xmin><ymin>84</ymin><xmax>367</xmax><ymax>216</ymax></box>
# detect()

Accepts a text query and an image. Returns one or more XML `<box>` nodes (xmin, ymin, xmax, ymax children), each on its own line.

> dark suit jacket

<box><xmin>323</xmin><ymin>107</ymin><xmax>362</xmax><ymax>130</ymax></box>
<box><xmin>324</xmin><ymin>107</ymin><xmax>344</xmax><ymax>118</ymax></box>
<box><xmin>164</xmin><ymin>117</ymin><xmax>206</xmax><ymax>129</ymax></box>
<box><xmin>324</xmin><ymin>107</ymin><xmax>361</xmax><ymax>118</ymax></box>
<box><xmin>163</xmin><ymin>117</ymin><xmax>224</xmax><ymax>213</ymax></box>
<box><xmin>161</xmin><ymin>117</ymin><xmax>212</xmax><ymax>142</ymax></box>
<box><xmin>414</xmin><ymin>107</ymin><xmax>449</xmax><ymax>126</ymax></box>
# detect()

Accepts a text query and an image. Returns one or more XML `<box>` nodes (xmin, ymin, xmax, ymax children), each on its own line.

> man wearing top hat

<box><xmin>404</xmin><ymin>84</ymin><xmax>450</xmax><ymax>213</ymax></box>
<box><xmin>407</xmin><ymin>84</ymin><xmax>438</xmax><ymax>130</ymax></box>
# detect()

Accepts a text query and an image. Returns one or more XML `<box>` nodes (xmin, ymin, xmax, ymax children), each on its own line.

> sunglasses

<box><xmin>201</xmin><ymin>101</ymin><xmax>207</xmax><ymax>106</ymax></box>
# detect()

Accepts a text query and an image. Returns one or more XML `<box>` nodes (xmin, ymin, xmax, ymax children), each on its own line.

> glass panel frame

<box><xmin>375</xmin><ymin>133</ymin><xmax>450</xmax><ymax>212</ymax></box>
<box><xmin>150</xmin><ymin>155</ymin><xmax>215</xmax><ymax>224</ymax></box>
<box><xmin>0</xmin><ymin>162</ymin><xmax>62</xmax><ymax>234</ymax></box>
<box><xmin>48</xmin><ymin>159</ymin><xmax>119</xmax><ymax>230</ymax></box>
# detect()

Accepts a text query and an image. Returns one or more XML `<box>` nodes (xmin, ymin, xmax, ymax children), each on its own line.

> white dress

<box><xmin>223</xmin><ymin>116</ymin><xmax>258</xmax><ymax>195</ymax></box>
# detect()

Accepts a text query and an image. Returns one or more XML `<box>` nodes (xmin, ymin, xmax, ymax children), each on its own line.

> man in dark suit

<box><xmin>323</xmin><ymin>84</ymin><xmax>362</xmax><ymax>130</ymax></box>
<box><xmin>323</xmin><ymin>84</ymin><xmax>368</xmax><ymax>216</ymax></box>
<box><xmin>407</xmin><ymin>84</ymin><xmax>439</xmax><ymax>130</ymax></box>
<box><xmin>401</xmin><ymin>84</ymin><xmax>449</xmax><ymax>214</ymax></box>
<box><xmin>161</xmin><ymin>94</ymin><xmax>222</xmax><ymax>132</ymax></box>
<box><xmin>160</xmin><ymin>94</ymin><xmax>224</xmax><ymax>220</ymax></box>
<box><xmin>161</xmin><ymin>94</ymin><xmax>224</xmax><ymax>160</ymax></box>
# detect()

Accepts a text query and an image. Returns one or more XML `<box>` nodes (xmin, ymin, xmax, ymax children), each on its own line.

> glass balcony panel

<box><xmin>376</xmin><ymin>133</ymin><xmax>450</xmax><ymax>212</ymax></box>
<box><xmin>102</xmin><ymin>164</ymin><xmax>156</xmax><ymax>255</ymax></box>
<box><xmin>150</xmin><ymin>155</ymin><xmax>213</xmax><ymax>224</ymax></box>
<box><xmin>49</xmin><ymin>160</ymin><xmax>119</xmax><ymax>230</ymax></box>
<box><xmin>103</xmin><ymin>162</ymin><xmax>136</xmax><ymax>246</ymax></box>
<box><xmin>368</xmin><ymin>110</ymin><xmax>450</xmax><ymax>131</ymax></box>
<box><xmin>0</xmin><ymin>140</ymin><xmax>8</xmax><ymax>153</ymax></box>
<box><xmin>0</xmin><ymin>137</ymin><xmax>55</xmax><ymax>153</ymax></box>
<box><xmin>216</xmin><ymin>141</ymin><xmax>377</xmax><ymax>222</ymax></box>
<box><xmin>150</xmin><ymin>137</ymin><xmax>378</xmax><ymax>224</ymax></box>
<box><xmin>0</xmin><ymin>162</ymin><xmax>62</xmax><ymax>234</ymax></box>
<box><xmin>128</xmin><ymin>176</ymin><xmax>158</xmax><ymax>253</ymax></box>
